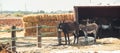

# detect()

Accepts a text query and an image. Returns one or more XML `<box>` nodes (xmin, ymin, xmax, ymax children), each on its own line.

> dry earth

<box><xmin>0</xmin><ymin>32</ymin><xmax>120</xmax><ymax>53</ymax></box>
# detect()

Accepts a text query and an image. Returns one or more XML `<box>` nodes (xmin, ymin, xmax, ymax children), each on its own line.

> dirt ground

<box><xmin>0</xmin><ymin>32</ymin><xmax>120</xmax><ymax>53</ymax></box>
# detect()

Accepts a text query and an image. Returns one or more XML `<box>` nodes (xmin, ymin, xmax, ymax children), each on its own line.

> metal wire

<box><xmin>0</xmin><ymin>25</ymin><xmax>57</xmax><ymax>32</ymax></box>
<box><xmin>40</xmin><ymin>32</ymin><xmax>57</xmax><ymax>36</ymax></box>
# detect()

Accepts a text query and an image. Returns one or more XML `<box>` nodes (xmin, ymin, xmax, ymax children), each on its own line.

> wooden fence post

<box><xmin>57</xmin><ymin>28</ymin><xmax>62</xmax><ymax>45</ymax></box>
<box><xmin>37</xmin><ymin>24</ymin><xmax>41</xmax><ymax>48</ymax></box>
<box><xmin>11</xmin><ymin>26</ymin><xmax>16</xmax><ymax>53</ymax></box>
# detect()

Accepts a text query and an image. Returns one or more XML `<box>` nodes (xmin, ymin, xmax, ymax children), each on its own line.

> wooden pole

<box><xmin>57</xmin><ymin>28</ymin><xmax>62</xmax><ymax>45</ymax></box>
<box><xmin>37</xmin><ymin>24</ymin><xmax>41</xmax><ymax>48</ymax></box>
<box><xmin>11</xmin><ymin>26</ymin><xmax>16</xmax><ymax>53</ymax></box>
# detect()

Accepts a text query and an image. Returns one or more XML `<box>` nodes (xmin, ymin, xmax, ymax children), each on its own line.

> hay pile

<box><xmin>23</xmin><ymin>13</ymin><xmax>75</xmax><ymax>36</ymax></box>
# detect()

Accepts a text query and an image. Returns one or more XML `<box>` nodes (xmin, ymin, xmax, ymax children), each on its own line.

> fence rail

<box><xmin>0</xmin><ymin>25</ymin><xmax>56</xmax><ymax>32</ymax></box>
<box><xmin>0</xmin><ymin>25</ymin><xmax>62</xmax><ymax>53</ymax></box>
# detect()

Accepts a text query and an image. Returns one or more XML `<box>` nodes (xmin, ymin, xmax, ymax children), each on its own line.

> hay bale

<box><xmin>49</xmin><ymin>28</ymin><xmax>57</xmax><ymax>32</ymax></box>
<box><xmin>37</xmin><ymin>14</ymin><xmax>44</xmax><ymax>21</ymax></box>
<box><xmin>66</xmin><ymin>13</ymin><xmax>74</xmax><ymax>21</ymax></box>
<box><xmin>49</xmin><ymin>14</ymin><xmax>57</xmax><ymax>21</ymax></box>
<box><xmin>23</xmin><ymin>22</ymin><xmax>33</xmax><ymax>28</ymax></box>
<box><xmin>23</xmin><ymin>15</ymin><xmax>39</xmax><ymax>22</ymax></box>
<box><xmin>24</xmin><ymin>32</ymin><xmax>36</xmax><ymax>37</ymax></box>
<box><xmin>23</xmin><ymin>13</ymin><xmax>75</xmax><ymax>37</ymax></box>
<box><xmin>23</xmin><ymin>22</ymin><xmax>37</xmax><ymax>34</ymax></box>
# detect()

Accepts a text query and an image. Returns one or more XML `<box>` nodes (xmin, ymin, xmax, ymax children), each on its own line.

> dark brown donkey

<box><xmin>58</xmin><ymin>21</ymin><xmax>79</xmax><ymax>45</ymax></box>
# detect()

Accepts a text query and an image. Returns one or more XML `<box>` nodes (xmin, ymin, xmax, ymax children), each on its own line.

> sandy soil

<box><xmin>0</xmin><ymin>32</ymin><xmax>120</xmax><ymax>53</ymax></box>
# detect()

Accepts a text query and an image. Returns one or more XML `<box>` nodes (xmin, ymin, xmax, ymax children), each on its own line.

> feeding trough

<box><xmin>77</xmin><ymin>36</ymin><xmax>95</xmax><ymax>45</ymax></box>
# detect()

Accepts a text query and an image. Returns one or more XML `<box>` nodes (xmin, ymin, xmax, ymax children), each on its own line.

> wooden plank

<box><xmin>11</xmin><ymin>26</ymin><xmax>16</xmax><ymax>53</ymax></box>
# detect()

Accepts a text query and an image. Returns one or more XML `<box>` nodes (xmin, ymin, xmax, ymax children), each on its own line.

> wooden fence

<box><xmin>0</xmin><ymin>25</ymin><xmax>62</xmax><ymax>53</ymax></box>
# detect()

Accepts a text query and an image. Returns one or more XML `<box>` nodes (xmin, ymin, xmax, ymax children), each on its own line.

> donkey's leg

<box><xmin>67</xmin><ymin>34</ymin><xmax>70</xmax><ymax>45</ymax></box>
<box><xmin>76</xmin><ymin>31</ymin><xmax>79</xmax><ymax>44</ymax></box>
<box><xmin>94</xmin><ymin>32</ymin><xmax>97</xmax><ymax>44</ymax></box>
<box><xmin>76</xmin><ymin>36</ymin><xmax>79</xmax><ymax>44</ymax></box>
<box><xmin>73</xmin><ymin>32</ymin><xmax>78</xmax><ymax>44</ymax></box>
<box><xmin>73</xmin><ymin>33</ymin><xmax>76</xmax><ymax>44</ymax></box>
<box><xmin>84</xmin><ymin>31</ymin><xmax>88</xmax><ymax>45</ymax></box>
<box><xmin>73</xmin><ymin>36</ymin><xmax>76</xmax><ymax>44</ymax></box>
<box><xmin>64</xmin><ymin>33</ymin><xmax>67</xmax><ymax>45</ymax></box>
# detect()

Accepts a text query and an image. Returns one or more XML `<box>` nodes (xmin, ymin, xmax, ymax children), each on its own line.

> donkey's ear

<box><xmin>63</xmin><ymin>20</ymin><xmax>65</xmax><ymax>23</ymax></box>
<box><xmin>59</xmin><ymin>21</ymin><xmax>62</xmax><ymax>23</ymax></box>
<box><xmin>60</xmin><ymin>21</ymin><xmax>63</xmax><ymax>23</ymax></box>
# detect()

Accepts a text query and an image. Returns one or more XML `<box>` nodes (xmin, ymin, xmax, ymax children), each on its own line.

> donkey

<box><xmin>57</xmin><ymin>21</ymin><xmax>79</xmax><ymax>45</ymax></box>
<box><xmin>79</xmin><ymin>19</ymin><xmax>98</xmax><ymax>44</ymax></box>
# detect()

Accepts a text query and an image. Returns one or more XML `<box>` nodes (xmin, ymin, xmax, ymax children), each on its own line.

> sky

<box><xmin>0</xmin><ymin>0</ymin><xmax>120</xmax><ymax>12</ymax></box>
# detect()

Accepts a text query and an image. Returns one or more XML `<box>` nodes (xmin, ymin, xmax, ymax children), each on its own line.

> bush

<box><xmin>13</xmin><ymin>12</ymin><xmax>24</xmax><ymax>17</ymax></box>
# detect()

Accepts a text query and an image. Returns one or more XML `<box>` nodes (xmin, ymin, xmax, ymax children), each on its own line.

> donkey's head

<box><xmin>58</xmin><ymin>21</ymin><xmax>65</xmax><ymax>30</ymax></box>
